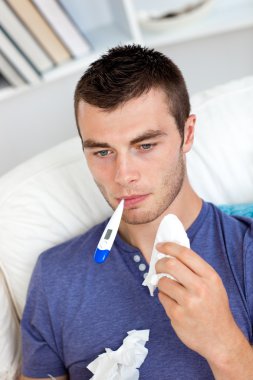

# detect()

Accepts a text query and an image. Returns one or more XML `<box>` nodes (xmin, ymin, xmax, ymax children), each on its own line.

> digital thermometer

<box><xmin>94</xmin><ymin>199</ymin><xmax>124</xmax><ymax>263</ymax></box>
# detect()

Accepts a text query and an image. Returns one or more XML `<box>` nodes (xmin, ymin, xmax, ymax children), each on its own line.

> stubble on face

<box><xmin>95</xmin><ymin>151</ymin><xmax>185</xmax><ymax>226</ymax></box>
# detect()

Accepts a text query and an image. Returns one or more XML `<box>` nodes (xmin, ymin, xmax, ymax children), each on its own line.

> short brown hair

<box><xmin>74</xmin><ymin>44</ymin><xmax>190</xmax><ymax>140</ymax></box>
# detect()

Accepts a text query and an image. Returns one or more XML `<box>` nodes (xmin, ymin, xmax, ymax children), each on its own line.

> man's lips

<box><xmin>117</xmin><ymin>194</ymin><xmax>149</xmax><ymax>207</ymax></box>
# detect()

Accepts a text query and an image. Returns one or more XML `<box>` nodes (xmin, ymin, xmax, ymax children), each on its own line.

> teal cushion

<box><xmin>218</xmin><ymin>203</ymin><xmax>253</xmax><ymax>217</ymax></box>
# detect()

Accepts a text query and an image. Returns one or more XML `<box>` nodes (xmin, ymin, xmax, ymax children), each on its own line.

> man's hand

<box><xmin>155</xmin><ymin>242</ymin><xmax>253</xmax><ymax>379</ymax></box>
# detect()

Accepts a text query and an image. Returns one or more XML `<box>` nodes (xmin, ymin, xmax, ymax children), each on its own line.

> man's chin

<box><xmin>121</xmin><ymin>208</ymin><xmax>160</xmax><ymax>225</ymax></box>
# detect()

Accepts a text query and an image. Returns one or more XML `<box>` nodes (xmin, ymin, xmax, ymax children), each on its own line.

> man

<box><xmin>21</xmin><ymin>45</ymin><xmax>253</xmax><ymax>379</ymax></box>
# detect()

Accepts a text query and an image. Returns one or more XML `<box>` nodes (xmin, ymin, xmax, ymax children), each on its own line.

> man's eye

<box><xmin>95</xmin><ymin>150</ymin><xmax>111</xmax><ymax>157</ymax></box>
<box><xmin>140</xmin><ymin>143</ymin><xmax>155</xmax><ymax>150</ymax></box>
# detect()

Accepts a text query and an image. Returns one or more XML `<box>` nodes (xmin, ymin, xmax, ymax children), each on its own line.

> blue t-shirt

<box><xmin>21</xmin><ymin>201</ymin><xmax>253</xmax><ymax>379</ymax></box>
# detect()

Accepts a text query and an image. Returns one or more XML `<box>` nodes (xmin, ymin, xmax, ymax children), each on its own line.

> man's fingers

<box><xmin>156</xmin><ymin>257</ymin><xmax>200</xmax><ymax>290</ymax></box>
<box><xmin>156</xmin><ymin>242</ymin><xmax>214</xmax><ymax>277</ymax></box>
<box><xmin>158</xmin><ymin>277</ymin><xmax>186</xmax><ymax>305</ymax></box>
<box><xmin>158</xmin><ymin>290</ymin><xmax>181</xmax><ymax>321</ymax></box>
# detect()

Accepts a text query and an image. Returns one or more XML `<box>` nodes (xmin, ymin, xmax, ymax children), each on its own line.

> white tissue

<box><xmin>142</xmin><ymin>214</ymin><xmax>190</xmax><ymax>296</ymax></box>
<box><xmin>87</xmin><ymin>329</ymin><xmax>150</xmax><ymax>380</ymax></box>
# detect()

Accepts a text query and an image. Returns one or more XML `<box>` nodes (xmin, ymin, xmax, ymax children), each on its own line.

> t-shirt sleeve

<box><xmin>21</xmin><ymin>254</ymin><xmax>66</xmax><ymax>378</ymax></box>
<box><xmin>244</xmin><ymin>222</ymin><xmax>253</xmax><ymax>344</ymax></box>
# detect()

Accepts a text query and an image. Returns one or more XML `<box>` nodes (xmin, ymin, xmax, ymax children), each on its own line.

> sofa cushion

<box><xmin>219</xmin><ymin>203</ymin><xmax>253</xmax><ymax>218</ymax></box>
<box><xmin>0</xmin><ymin>269</ymin><xmax>20</xmax><ymax>379</ymax></box>
<box><xmin>188</xmin><ymin>76</ymin><xmax>253</xmax><ymax>204</ymax></box>
<box><xmin>0</xmin><ymin>138</ymin><xmax>111</xmax><ymax>318</ymax></box>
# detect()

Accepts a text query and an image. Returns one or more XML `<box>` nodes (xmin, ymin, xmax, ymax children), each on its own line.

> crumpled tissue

<box><xmin>87</xmin><ymin>329</ymin><xmax>150</xmax><ymax>380</ymax></box>
<box><xmin>143</xmin><ymin>214</ymin><xmax>190</xmax><ymax>296</ymax></box>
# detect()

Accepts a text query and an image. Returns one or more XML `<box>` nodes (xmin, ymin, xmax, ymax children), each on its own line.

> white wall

<box><xmin>159</xmin><ymin>27</ymin><xmax>253</xmax><ymax>95</ymax></box>
<box><xmin>1</xmin><ymin>26</ymin><xmax>253</xmax><ymax>176</ymax></box>
<box><xmin>0</xmin><ymin>71</ymin><xmax>80</xmax><ymax>176</ymax></box>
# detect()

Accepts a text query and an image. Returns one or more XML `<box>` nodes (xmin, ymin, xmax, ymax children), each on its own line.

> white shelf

<box><xmin>0</xmin><ymin>85</ymin><xmax>29</xmax><ymax>102</ymax></box>
<box><xmin>137</xmin><ymin>0</ymin><xmax>253</xmax><ymax>46</ymax></box>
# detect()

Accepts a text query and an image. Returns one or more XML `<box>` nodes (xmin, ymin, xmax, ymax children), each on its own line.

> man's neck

<box><xmin>118</xmin><ymin>177</ymin><xmax>202</xmax><ymax>264</ymax></box>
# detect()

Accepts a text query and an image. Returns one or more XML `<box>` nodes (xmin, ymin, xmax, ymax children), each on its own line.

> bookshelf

<box><xmin>0</xmin><ymin>0</ymin><xmax>253</xmax><ymax>176</ymax></box>
<box><xmin>1</xmin><ymin>0</ymin><xmax>253</xmax><ymax>95</ymax></box>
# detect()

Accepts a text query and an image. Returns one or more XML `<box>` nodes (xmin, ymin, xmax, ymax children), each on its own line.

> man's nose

<box><xmin>114</xmin><ymin>155</ymin><xmax>140</xmax><ymax>186</ymax></box>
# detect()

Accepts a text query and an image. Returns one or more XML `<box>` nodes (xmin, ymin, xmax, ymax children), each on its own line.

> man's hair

<box><xmin>74</xmin><ymin>44</ymin><xmax>190</xmax><ymax>140</ymax></box>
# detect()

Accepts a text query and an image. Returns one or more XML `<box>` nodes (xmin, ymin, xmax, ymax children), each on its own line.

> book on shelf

<box><xmin>0</xmin><ymin>52</ymin><xmax>27</xmax><ymax>87</ymax></box>
<box><xmin>0</xmin><ymin>28</ymin><xmax>41</xmax><ymax>85</ymax></box>
<box><xmin>58</xmin><ymin>0</ymin><xmax>90</xmax><ymax>39</ymax></box>
<box><xmin>0</xmin><ymin>74</ymin><xmax>10</xmax><ymax>90</ymax></box>
<box><xmin>0</xmin><ymin>1</ymin><xmax>54</xmax><ymax>74</ymax></box>
<box><xmin>0</xmin><ymin>73</ymin><xmax>14</xmax><ymax>100</ymax></box>
<box><xmin>32</xmin><ymin>0</ymin><xmax>91</xmax><ymax>58</ymax></box>
<box><xmin>6</xmin><ymin>0</ymin><xmax>71</xmax><ymax>65</ymax></box>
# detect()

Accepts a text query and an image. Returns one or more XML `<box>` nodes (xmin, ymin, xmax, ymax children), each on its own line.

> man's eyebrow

<box><xmin>82</xmin><ymin>140</ymin><xmax>111</xmax><ymax>149</ymax></box>
<box><xmin>82</xmin><ymin>130</ymin><xmax>167</xmax><ymax>149</ymax></box>
<box><xmin>130</xmin><ymin>130</ymin><xmax>167</xmax><ymax>145</ymax></box>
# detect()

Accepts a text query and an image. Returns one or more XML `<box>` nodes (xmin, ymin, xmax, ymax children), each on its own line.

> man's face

<box><xmin>77</xmin><ymin>88</ymin><xmax>194</xmax><ymax>225</ymax></box>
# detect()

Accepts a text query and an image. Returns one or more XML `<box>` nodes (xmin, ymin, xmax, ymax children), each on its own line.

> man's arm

<box><xmin>209</xmin><ymin>344</ymin><xmax>253</xmax><ymax>380</ymax></box>
<box><xmin>155</xmin><ymin>242</ymin><xmax>253</xmax><ymax>380</ymax></box>
<box><xmin>21</xmin><ymin>254</ymin><xmax>67</xmax><ymax>377</ymax></box>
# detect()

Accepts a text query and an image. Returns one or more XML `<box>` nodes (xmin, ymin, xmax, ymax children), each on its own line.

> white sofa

<box><xmin>0</xmin><ymin>76</ymin><xmax>253</xmax><ymax>379</ymax></box>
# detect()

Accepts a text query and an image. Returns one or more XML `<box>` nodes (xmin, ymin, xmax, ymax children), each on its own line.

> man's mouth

<box><xmin>117</xmin><ymin>194</ymin><xmax>149</xmax><ymax>208</ymax></box>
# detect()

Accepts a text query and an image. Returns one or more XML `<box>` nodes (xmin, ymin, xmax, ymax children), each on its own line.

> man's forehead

<box><xmin>77</xmin><ymin>88</ymin><xmax>169</xmax><ymax>118</ymax></box>
<box><xmin>77</xmin><ymin>99</ymin><xmax>103</xmax><ymax>117</ymax></box>
<box><xmin>77</xmin><ymin>88</ymin><xmax>175</xmax><ymax>144</ymax></box>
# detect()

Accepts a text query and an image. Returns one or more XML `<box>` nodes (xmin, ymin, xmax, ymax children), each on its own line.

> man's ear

<box><xmin>182</xmin><ymin>114</ymin><xmax>196</xmax><ymax>153</ymax></box>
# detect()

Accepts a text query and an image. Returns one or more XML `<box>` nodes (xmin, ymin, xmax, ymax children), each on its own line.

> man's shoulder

<box><xmin>207</xmin><ymin>201</ymin><xmax>253</xmax><ymax>245</ymax></box>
